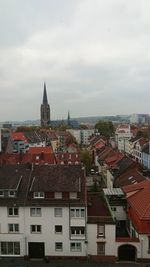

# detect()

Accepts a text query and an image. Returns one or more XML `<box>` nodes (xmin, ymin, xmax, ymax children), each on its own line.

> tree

<box><xmin>65</xmin><ymin>134</ymin><xmax>77</xmax><ymax>146</ymax></box>
<box><xmin>95</xmin><ymin>120</ymin><xmax>115</xmax><ymax>138</ymax></box>
<box><xmin>16</xmin><ymin>126</ymin><xmax>40</xmax><ymax>132</ymax></box>
<box><xmin>79</xmin><ymin>124</ymin><xmax>88</xmax><ymax>129</ymax></box>
<box><xmin>81</xmin><ymin>149</ymin><xmax>92</xmax><ymax>174</ymax></box>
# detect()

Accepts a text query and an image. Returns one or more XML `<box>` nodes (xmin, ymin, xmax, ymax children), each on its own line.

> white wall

<box><xmin>0</xmin><ymin>206</ymin><xmax>87</xmax><ymax>257</ymax></box>
<box><xmin>106</xmin><ymin>170</ymin><xmax>114</xmax><ymax>188</ymax></box>
<box><xmin>111</xmin><ymin>206</ymin><xmax>127</xmax><ymax>221</ymax></box>
<box><xmin>87</xmin><ymin>224</ymin><xmax>116</xmax><ymax>256</ymax></box>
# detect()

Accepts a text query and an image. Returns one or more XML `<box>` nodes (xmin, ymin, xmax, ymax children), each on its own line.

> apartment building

<box><xmin>0</xmin><ymin>164</ymin><xmax>87</xmax><ymax>258</ymax></box>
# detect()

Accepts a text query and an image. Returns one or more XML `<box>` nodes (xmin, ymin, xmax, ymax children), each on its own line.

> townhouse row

<box><xmin>0</xmin><ymin>163</ymin><xmax>149</xmax><ymax>263</ymax></box>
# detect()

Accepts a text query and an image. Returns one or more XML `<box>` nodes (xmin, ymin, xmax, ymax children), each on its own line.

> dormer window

<box><xmin>55</xmin><ymin>192</ymin><xmax>62</xmax><ymax>199</ymax></box>
<box><xmin>0</xmin><ymin>191</ymin><xmax>4</xmax><ymax>197</ymax></box>
<box><xmin>8</xmin><ymin>191</ymin><xmax>15</xmax><ymax>198</ymax></box>
<box><xmin>33</xmin><ymin>192</ymin><xmax>44</xmax><ymax>199</ymax></box>
<box><xmin>69</xmin><ymin>192</ymin><xmax>77</xmax><ymax>199</ymax></box>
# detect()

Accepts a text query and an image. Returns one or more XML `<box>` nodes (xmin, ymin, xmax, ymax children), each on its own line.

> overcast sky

<box><xmin>0</xmin><ymin>0</ymin><xmax>150</xmax><ymax>121</ymax></box>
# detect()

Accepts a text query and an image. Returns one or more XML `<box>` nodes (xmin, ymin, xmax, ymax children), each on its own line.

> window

<box><xmin>70</xmin><ymin>208</ymin><xmax>85</xmax><ymax>218</ymax></box>
<box><xmin>97</xmin><ymin>224</ymin><xmax>105</xmax><ymax>237</ymax></box>
<box><xmin>55</xmin><ymin>225</ymin><xmax>62</xmax><ymax>234</ymax></box>
<box><xmin>33</xmin><ymin>192</ymin><xmax>44</xmax><ymax>198</ymax></box>
<box><xmin>71</xmin><ymin>227</ymin><xmax>85</xmax><ymax>236</ymax></box>
<box><xmin>69</xmin><ymin>192</ymin><xmax>77</xmax><ymax>199</ymax></box>
<box><xmin>54</xmin><ymin>208</ymin><xmax>62</xmax><ymax>217</ymax></box>
<box><xmin>55</xmin><ymin>242</ymin><xmax>63</xmax><ymax>251</ymax></box>
<box><xmin>8</xmin><ymin>207</ymin><xmax>19</xmax><ymax>216</ymax></box>
<box><xmin>70</xmin><ymin>242</ymin><xmax>82</xmax><ymax>252</ymax></box>
<box><xmin>8</xmin><ymin>224</ymin><xmax>19</xmax><ymax>233</ymax></box>
<box><xmin>0</xmin><ymin>191</ymin><xmax>4</xmax><ymax>197</ymax></box>
<box><xmin>30</xmin><ymin>208</ymin><xmax>41</xmax><ymax>217</ymax></box>
<box><xmin>30</xmin><ymin>225</ymin><xmax>41</xmax><ymax>233</ymax></box>
<box><xmin>8</xmin><ymin>191</ymin><xmax>15</xmax><ymax>198</ymax></box>
<box><xmin>97</xmin><ymin>242</ymin><xmax>105</xmax><ymax>255</ymax></box>
<box><xmin>1</xmin><ymin>242</ymin><xmax>20</xmax><ymax>255</ymax></box>
<box><xmin>54</xmin><ymin>192</ymin><xmax>62</xmax><ymax>199</ymax></box>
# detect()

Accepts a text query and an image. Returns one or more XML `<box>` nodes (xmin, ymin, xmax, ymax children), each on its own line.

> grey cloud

<box><xmin>0</xmin><ymin>0</ymin><xmax>150</xmax><ymax>120</ymax></box>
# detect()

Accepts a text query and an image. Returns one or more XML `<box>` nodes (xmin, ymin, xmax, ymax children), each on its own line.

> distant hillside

<box><xmin>74</xmin><ymin>115</ymin><xmax>130</xmax><ymax>125</ymax></box>
<box><xmin>1</xmin><ymin>115</ymin><xmax>130</xmax><ymax>127</ymax></box>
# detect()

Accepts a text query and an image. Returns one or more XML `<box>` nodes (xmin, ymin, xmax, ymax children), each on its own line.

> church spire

<box><xmin>41</xmin><ymin>82</ymin><xmax>50</xmax><ymax>127</ymax></box>
<box><xmin>43</xmin><ymin>82</ymin><xmax>48</xmax><ymax>105</ymax></box>
<box><xmin>67</xmin><ymin>110</ymin><xmax>71</xmax><ymax>126</ymax></box>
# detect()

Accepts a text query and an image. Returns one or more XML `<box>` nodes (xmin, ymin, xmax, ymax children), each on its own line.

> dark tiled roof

<box><xmin>0</xmin><ymin>165</ymin><xmax>24</xmax><ymax>190</ymax></box>
<box><xmin>113</xmin><ymin>156</ymin><xmax>136</xmax><ymax>178</ymax></box>
<box><xmin>30</xmin><ymin>165</ymin><xmax>83</xmax><ymax>192</ymax></box>
<box><xmin>114</xmin><ymin>168</ymin><xmax>145</xmax><ymax>187</ymax></box>
<box><xmin>87</xmin><ymin>193</ymin><xmax>114</xmax><ymax>224</ymax></box>
<box><xmin>0</xmin><ymin>164</ymin><xmax>86</xmax><ymax>207</ymax></box>
<box><xmin>129</xmin><ymin>136</ymin><xmax>141</xmax><ymax>143</ymax></box>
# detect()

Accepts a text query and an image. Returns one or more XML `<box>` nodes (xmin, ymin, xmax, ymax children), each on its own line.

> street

<box><xmin>0</xmin><ymin>258</ymin><xmax>149</xmax><ymax>267</ymax></box>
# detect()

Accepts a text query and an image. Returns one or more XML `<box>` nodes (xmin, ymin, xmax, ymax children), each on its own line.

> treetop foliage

<box><xmin>95</xmin><ymin>120</ymin><xmax>115</xmax><ymax>138</ymax></box>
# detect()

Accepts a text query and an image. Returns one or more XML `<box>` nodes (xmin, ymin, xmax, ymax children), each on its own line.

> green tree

<box><xmin>81</xmin><ymin>149</ymin><xmax>92</xmax><ymax>174</ymax></box>
<box><xmin>95</xmin><ymin>120</ymin><xmax>114</xmax><ymax>138</ymax></box>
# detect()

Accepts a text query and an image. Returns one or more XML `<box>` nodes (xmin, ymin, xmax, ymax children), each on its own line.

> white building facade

<box><xmin>115</xmin><ymin>125</ymin><xmax>133</xmax><ymax>154</ymax></box>
<box><xmin>0</xmin><ymin>165</ymin><xmax>87</xmax><ymax>259</ymax></box>
<box><xmin>0</xmin><ymin>206</ymin><xmax>87</xmax><ymax>257</ymax></box>
<box><xmin>67</xmin><ymin>129</ymin><xmax>95</xmax><ymax>146</ymax></box>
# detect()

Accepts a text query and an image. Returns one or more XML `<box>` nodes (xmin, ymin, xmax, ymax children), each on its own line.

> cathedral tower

<box><xmin>40</xmin><ymin>82</ymin><xmax>50</xmax><ymax>127</ymax></box>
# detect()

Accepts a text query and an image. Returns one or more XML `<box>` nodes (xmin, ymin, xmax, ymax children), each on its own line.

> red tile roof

<box><xmin>0</xmin><ymin>149</ymin><xmax>56</xmax><ymax>165</ymax></box>
<box><xmin>123</xmin><ymin>180</ymin><xmax>150</xmax><ymax>233</ymax></box>
<box><xmin>56</xmin><ymin>152</ymin><xmax>81</xmax><ymax>164</ymax></box>
<box><xmin>11</xmin><ymin>132</ymin><xmax>28</xmax><ymax>143</ymax></box>
<box><xmin>98</xmin><ymin>146</ymin><xmax>115</xmax><ymax>161</ymax></box>
<box><xmin>28</xmin><ymin>146</ymin><xmax>53</xmax><ymax>154</ymax></box>
<box><xmin>105</xmin><ymin>152</ymin><xmax>124</xmax><ymax>166</ymax></box>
